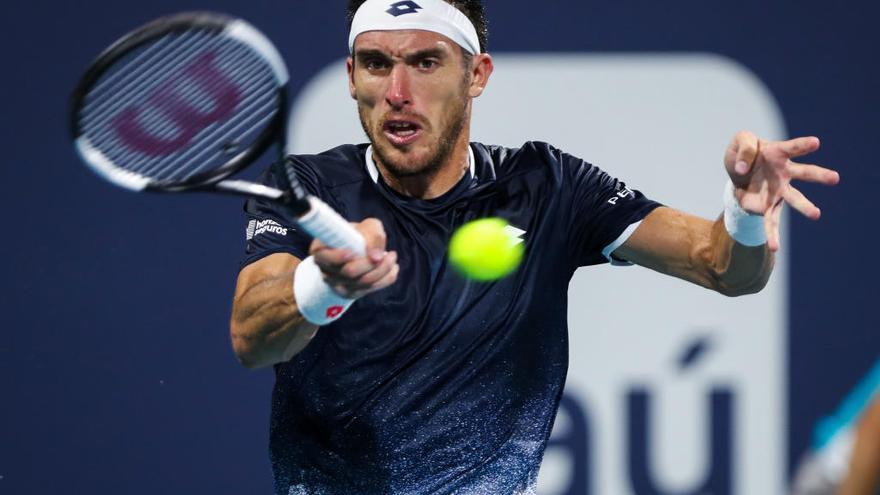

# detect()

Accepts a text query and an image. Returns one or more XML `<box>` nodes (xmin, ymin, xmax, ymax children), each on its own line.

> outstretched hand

<box><xmin>724</xmin><ymin>131</ymin><xmax>840</xmax><ymax>251</ymax></box>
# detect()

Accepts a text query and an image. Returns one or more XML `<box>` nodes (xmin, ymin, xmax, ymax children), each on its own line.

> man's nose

<box><xmin>385</xmin><ymin>64</ymin><xmax>412</xmax><ymax>109</ymax></box>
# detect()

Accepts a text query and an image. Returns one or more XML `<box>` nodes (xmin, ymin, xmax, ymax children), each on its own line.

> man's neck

<box><xmin>374</xmin><ymin>134</ymin><xmax>472</xmax><ymax>200</ymax></box>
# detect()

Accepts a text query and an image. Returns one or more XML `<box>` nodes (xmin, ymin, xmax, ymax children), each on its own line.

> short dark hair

<box><xmin>346</xmin><ymin>0</ymin><xmax>489</xmax><ymax>53</ymax></box>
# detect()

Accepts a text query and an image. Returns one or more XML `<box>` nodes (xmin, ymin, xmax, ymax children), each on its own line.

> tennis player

<box><xmin>230</xmin><ymin>1</ymin><xmax>840</xmax><ymax>493</ymax></box>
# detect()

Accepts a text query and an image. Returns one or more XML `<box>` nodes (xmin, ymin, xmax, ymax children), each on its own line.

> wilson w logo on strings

<box><xmin>112</xmin><ymin>51</ymin><xmax>242</xmax><ymax>157</ymax></box>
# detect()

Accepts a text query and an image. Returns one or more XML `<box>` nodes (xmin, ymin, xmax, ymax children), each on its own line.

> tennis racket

<box><xmin>69</xmin><ymin>11</ymin><xmax>365</xmax><ymax>255</ymax></box>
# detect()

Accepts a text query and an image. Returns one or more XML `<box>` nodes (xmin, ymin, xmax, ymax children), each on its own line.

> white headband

<box><xmin>349</xmin><ymin>0</ymin><xmax>481</xmax><ymax>55</ymax></box>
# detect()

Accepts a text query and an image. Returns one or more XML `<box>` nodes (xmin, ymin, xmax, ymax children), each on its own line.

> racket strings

<box><xmin>82</xmin><ymin>31</ymin><xmax>215</xmax><ymax>127</ymax></box>
<box><xmin>95</xmin><ymin>47</ymin><xmax>260</xmax><ymax>170</ymax></box>
<box><xmin>84</xmin><ymin>41</ymin><xmax>253</xmax><ymax>140</ymax></box>
<box><xmin>81</xmin><ymin>35</ymin><xmax>246</xmax><ymax>145</ymax></box>
<box><xmin>142</xmin><ymin>80</ymin><xmax>278</xmax><ymax>181</ymax></box>
<box><xmin>129</xmin><ymin>70</ymin><xmax>276</xmax><ymax>181</ymax></box>
<box><xmin>78</xmin><ymin>28</ymin><xmax>280</xmax><ymax>184</ymax></box>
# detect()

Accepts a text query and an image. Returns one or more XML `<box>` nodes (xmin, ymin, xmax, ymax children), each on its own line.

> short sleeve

<box><xmin>564</xmin><ymin>152</ymin><xmax>662</xmax><ymax>267</ymax></box>
<box><xmin>239</xmin><ymin>158</ymin><xmax>318</xmax><ymax>268</ymax></box>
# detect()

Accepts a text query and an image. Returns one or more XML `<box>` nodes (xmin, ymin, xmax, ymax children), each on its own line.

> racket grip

<box><xmin>297</xmin><ymin>197</ymin><xmax>366</xmax><ymax>256</ymax></box>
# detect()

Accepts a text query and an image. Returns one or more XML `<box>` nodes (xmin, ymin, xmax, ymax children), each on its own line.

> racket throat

<box><xmin>214</xmin><ymin>180</ymin><xmax>284</xmax><ymax>200</ymax></box>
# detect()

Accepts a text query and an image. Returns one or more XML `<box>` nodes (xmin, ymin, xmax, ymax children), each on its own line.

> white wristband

<box><xmin>293</xmin><ymin>256</ymin><xmax>355</xmax><ymax>325</ymax></box>
<box><xmin>723</xmin><ymin>179</ymin><xmax>767</xmax><ymax>247</ymax></box>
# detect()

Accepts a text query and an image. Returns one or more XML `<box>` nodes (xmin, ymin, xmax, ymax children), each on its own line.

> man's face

<box><xmin>348</xmin><ymin>30</ymin><xmax>473</xmax><ymax>178</ymax></box>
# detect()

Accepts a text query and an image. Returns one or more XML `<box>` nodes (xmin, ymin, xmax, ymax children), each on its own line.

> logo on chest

<box><xmin>504</xmin><ymin>224</ymin><xmax>527</xmax><ymax>246</ymax></box>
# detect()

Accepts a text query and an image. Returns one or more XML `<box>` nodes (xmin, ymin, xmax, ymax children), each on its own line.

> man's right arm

<box><xmin>230</xmin><ymin>253</ymin><xmax>318</xmax><ymax>369</ymax></box>
<box><xmin>230</xmin><ymin>218</ymin><xmax>399</xmax><ymax>369</ymax></box>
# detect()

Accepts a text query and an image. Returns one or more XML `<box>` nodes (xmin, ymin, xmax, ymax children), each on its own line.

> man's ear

<box><xmin>347</xmin><ymin>57</ymin><xmax>357</xmax><ymax>100</ymax></box>
<box><xmin>468</xmin><ymin>53</ymin><xmax>494</xmax><ymax>98</ymax></box>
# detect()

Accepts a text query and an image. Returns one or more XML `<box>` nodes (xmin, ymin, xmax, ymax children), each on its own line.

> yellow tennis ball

<box><xmin>448</xmin><ymin>218</ymin><xmax>524</xmax><ymax>281</ymax></box>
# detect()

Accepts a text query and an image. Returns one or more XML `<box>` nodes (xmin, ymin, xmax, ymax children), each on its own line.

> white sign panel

<box><xmin>288</xmin><ymin>53</ymin><xmax>787</xmax><ymax>495</ymax></box>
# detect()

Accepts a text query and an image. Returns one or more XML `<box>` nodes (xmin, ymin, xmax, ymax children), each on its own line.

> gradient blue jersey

<box><xmin>241</xmin><ymin>142</ymin><xmax>660</xmax><ymax>494</ymax></box>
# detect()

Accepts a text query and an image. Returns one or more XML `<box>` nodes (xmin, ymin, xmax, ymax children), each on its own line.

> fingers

<box><xmin>763</xmin><ymin>200</ymin><xmax>783</xmax><ymax>252</ymax></box>
<box><xmin>729</xmin><ymin>130</ymin><xmax>759</xmax><ymax>176</ymax></box>
<box><xmin>357</xmin><ymin>218</ymin><xmax>388</xmax><ymax>263</ymax></box>
<box><xmin>789</xmin><ymin>162</ymin><xmax>841</xmax><ymax>185</ymax></box>
<box><xmin>342</xmin><ymin>261</ymin><xmax>401</xmax><ymax>299</ymax></box>
<box><xmin>325</xmin><ymin>251</ymin><xmax>400</xmax><ymax>298</ymax></box>
<box><xmin>310</xmin><ymin>217</ymin><xmax>399</xmax><ymax>298</ymax></box>
<box><xmin>364</xmin><ymin>261</ymin><xmax>400</xmax><ymax>295</ymax></box>
<box><xmin>779</xmin><ymin>136</ymin><xmax>820</xmax><ymax>158</ymax></box>
<box><xmin>358</xmin><ymin>251</ymin><xmax>399</xmax><ymax>286</ymax></box>
<box><xmin>326</xmin><ymin>251</ymin><xmax>398</xmax><ymax>291</ymax></box>
<box><xmin>328</xmin><ymin>252</ymin><xmax>385</xmax><ymax>282</ymax></box>
<box><xmin>310</xmin><ymin>217</ymin><xmax>387</xmax><ymax>263</ymax></box>
<box><xmin>784</xmin><ymin>186</ymin><xmax>821</xmax><ymax>220</ymax></box>
<box><xmin>311</xmin><ymin>245</ymin><xmax>356</xmax><ymax>272</ymax></box>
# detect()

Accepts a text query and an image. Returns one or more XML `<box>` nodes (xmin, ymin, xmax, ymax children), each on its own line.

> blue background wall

<box><xmin>1</xmin><ymin>1</ymin><xmax>876</xmax><ymax>493</ymax></box>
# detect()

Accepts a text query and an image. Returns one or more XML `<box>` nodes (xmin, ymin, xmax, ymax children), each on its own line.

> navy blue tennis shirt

<box><xmin>241</xmin><ymin>141</ymin><xmax>660</xmax><ymax>494</ymax></box>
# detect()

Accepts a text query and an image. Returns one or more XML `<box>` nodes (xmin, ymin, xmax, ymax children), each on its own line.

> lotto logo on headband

<box><xmin>386</xmin><ymin>0</ymin><xmax>422</xmax><ymax>17</ymax></box>
<box><xmin>350</xmin><ymin>0</ymin><xmax>480</xmax><ymax>55</ymax></box>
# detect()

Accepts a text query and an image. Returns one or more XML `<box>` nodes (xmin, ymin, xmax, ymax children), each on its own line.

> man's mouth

<box><xmin>382</xmin><ymin>119</ymin><xmax>423</xmax><ymax>146</ymax></box>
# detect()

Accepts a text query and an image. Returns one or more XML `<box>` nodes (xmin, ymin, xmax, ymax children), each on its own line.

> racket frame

<box><xmin>69</xmin><ymin>12</ymin><xmax>366</xmax><ymax>254</ymax></box>
<box><xmin>69</xmin><ymin>11</ymin><xmax>289</xmax><ymax>195</ymax></box>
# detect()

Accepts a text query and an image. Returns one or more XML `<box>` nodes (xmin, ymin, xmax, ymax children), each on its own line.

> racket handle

<box><xmin>297</xmin><ymin>197</ymin><xmax>366</xmax><ymax>256</ymax></box>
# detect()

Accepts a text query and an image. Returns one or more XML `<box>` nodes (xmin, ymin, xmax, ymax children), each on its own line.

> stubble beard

<box><xmin>359</xmin><ymin>97</ymin><xmax>469</xmax><ymax>180</ymax></box>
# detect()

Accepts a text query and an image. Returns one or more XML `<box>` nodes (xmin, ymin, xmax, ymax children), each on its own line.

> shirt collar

<box><xmin>364</xmin><ymin>144</ymin><xmax>476</xmax><ymax>183</ymax></box>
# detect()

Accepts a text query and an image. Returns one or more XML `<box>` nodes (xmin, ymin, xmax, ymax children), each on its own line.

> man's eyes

<box><xmin>364</xmin><ymin>59</ymin><xmax>390</xmax><ymax>70</ymax></box>
<box><xmin>361</xmin><ymin>58</ymin><xmax>440</xmax><ymax>71</ymax></box>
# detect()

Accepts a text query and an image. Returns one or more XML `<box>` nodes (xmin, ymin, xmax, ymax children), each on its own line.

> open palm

<box><xmin>724</xmin><ymin>131</ymin><xmax>840</xmax><ymax>251</ymax></box>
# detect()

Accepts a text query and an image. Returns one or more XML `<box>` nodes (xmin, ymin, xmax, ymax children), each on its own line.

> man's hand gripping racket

<box><xmin>69</xmin><ymin>12</ymin><xmax>365</xmax><ymax>255</ymax></box>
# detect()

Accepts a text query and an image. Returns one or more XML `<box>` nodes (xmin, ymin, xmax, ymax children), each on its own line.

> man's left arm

<box><xmin>614</xmin><ymin>131</ymin><xmax>839</xmax><ymax>296</ymax></box>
